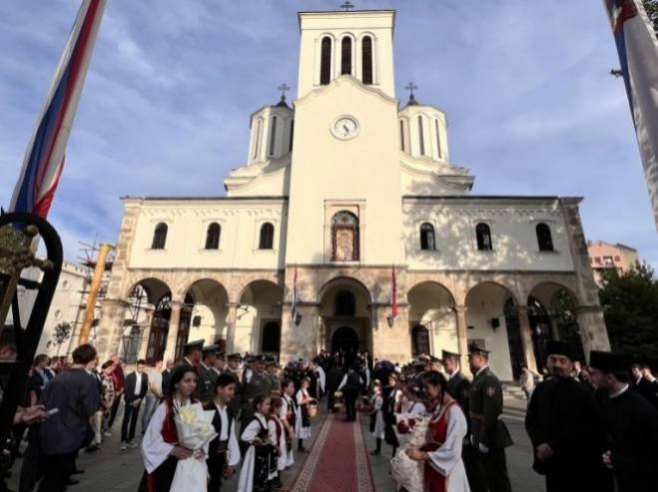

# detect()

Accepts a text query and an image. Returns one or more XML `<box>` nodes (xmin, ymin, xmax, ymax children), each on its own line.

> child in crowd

<box><xmin>268</xmin><ymin>397</ymin><xmax>288</xmax><ymax>490</ymax></box>
<box><xmin>370</xmin><ymin>380</ymin><xmax>385</xmax><ymax>456</ymax></box>
<box><xmin>238</xmin><ymin>395</ymin><xmax>277</xmax><ymax>492</ymax></box>
<box><xmin>280</xmin><ymin>379</ymin><xmax>297</xmax><ymax>468</ymax></box>
<box><xmin>295</xmin><ymin>377</ymin><xmax>312</xmax><ymax>452</ymax></box>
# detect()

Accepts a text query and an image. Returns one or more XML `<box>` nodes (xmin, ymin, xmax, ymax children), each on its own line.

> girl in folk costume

<box><xmin>280</xmin><ymin>378</ymin><xmax>297</xmax><ymax>468</ymax></box>
<box><xmin>395</xmin><ymin>383</ymin><xmax>428</xmax><ymax>449</ymax></box>
<box><xmin>139</xmin><ymin>366</ymin><xmax>201</xmax><ymax>492</ymax></box>
<box><xmin>406</xmin><ymin>371</ymin><xmax>470</xmax><ymax>492</ymax></box>
<box><xmin>267</xmin><ymin>397</ymin><xmax>288</xmax><ymax>490</ymax></box>
<box><xmin>295</xmin><ymin>377</ymin><xmax>312</xmax><ymax>452</ymax></box>
<box><xmin>238</xmin><ymin>394</ymin><xmax>277</xmax><ymax>492</ymax></box>
<box><xmin>370</xmin><ymin>380</ymin><xmax>386</xmax><ymax>455</ymax></box>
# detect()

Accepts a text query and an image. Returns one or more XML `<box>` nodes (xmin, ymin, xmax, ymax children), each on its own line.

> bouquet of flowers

<box><xmin>170</xmin><ymin>402</ymin><xmax>218</xmax><ymax>492</ymax></box>
<box><xmin>390</xmin><ymin>414</ymin><xmax>431</xmax><ymax>492</ymax></box>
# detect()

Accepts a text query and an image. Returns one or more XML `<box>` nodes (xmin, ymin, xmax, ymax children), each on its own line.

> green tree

<box><xmin>599</xmin><ymin>262</ymin><xmax>658</xmax><ymax>356</ymax></box>
<box><xmin>46</xmin><ymin>321</ymin><xmax>72</xmax><ymax>355</ymax></box>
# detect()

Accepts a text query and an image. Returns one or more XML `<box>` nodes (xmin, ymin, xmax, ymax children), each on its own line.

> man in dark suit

<box><xmin>468</xmin><ymin>342</ymin><xmax>513</xmax><ymax>492</ymax></box>
<box><xmin>178</xmin><ymin>339</ymin><xmax>204</xmax><ymax>370</ymax></box>
<box><xmin>120</xmin><ymin>359</ymin><xmax>148</xmax><ymax>450</ymax></box>
<box><xmin>161</xmin><ymin>359</ymin><xmax>174</xmax><ymax>398</ymax></box>
<box><xmin>30</xmin><ymin>344</ymin><xmax>100</xmax><ymax>492</ymax></box>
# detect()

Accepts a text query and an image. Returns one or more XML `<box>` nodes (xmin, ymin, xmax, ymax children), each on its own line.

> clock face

<box><xmin>332</xmin><ymin>116</ymin><xmax>359</xmax><ymax>140</ymax></box>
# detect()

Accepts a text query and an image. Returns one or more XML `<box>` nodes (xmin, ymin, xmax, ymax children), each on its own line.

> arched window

<box><xmin>331</xmin><ymin>211</ymin><xmax>359</xmax><ymax>261</ymax></box>
<box><xmin>476</xmin><ymin>223</ymin><xmax>493</xmax><ymax>251</ymax></box>
<box><xmin>434</xmin><ymin>119</ymin><xmax>442</xmax><ymax>159</ymax></box>
<box><xmin>252</xmin><ymin>118</ymin><xmax>262</xmax><ymax>159</ymax></box>
<box><xmin>259</xmin><ymin>222</ymin><xmax>274</xmax><ymax>250</ymax></box>
<box><xmin>418</xmin><ymin>116</ymin><xmax>425</xmax><ymax>155</ymax></box>
<box><xmin>205</xmin><ymin>222</ymin><xmax>221</xmax><ymax>249</ymax></box>
<box><xmin>362</xmin><ymin>36</ymin><xmax>373</xmax><ymax>84</ymax></box>
<box><xmin>400</xmin><ymin>120</ymin><xmax>405</xmax><ymax>151</ymax></box>
<box><xmin>411</xmin><ymin>324</ymin><xmax>430</xmax><ymax>356</ymax></box>
<box><xmin>151</xmin><ymin>223</ymin><xmax>168</xmax><ymax>250</ymax></box>
<box><xmin>261</xmin><ymin>322</ymin><xmax>281</xmax><ymax>354</ymax></box>
<box><xmin>289</xmin><ymin>119</ymin><xmax>294</xmax><ymax>152</ymax></box>
<box><xmin>536</xmin><ymin>223</ymin><xmax>554</xmax><ymax>252</ymax></box>
<box><xmin>320</xmin><ymin>37</ymin><xmax>332</xmax><ymax>85</ymax></box>
<box><xmin>341</xmin><ymin>37</ymin><xmax>352</xmax><ymax>75</ymax></box>
<box><xmin>335</xmin><ymin>290</ymin><xmax>356</xmax><ymax>316</ymax></box>
<box><xmin>269</xmin><ymin>116</ymin><xmax>277</xmax><ymax>156</ymax></box>
<box><xmin>420</xmin><ymin>223</ymin><xmax>436</xmax><ymax>251</ymax></box>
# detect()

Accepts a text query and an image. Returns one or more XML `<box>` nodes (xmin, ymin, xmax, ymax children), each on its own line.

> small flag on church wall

<box><xmin>391</xmin><ymin>265</ymin><xmax>398</xmax><ymax>317</ymax></box>
<box><xmin>9</xmin><ymin>0</ymin><xmax>107</xmax><ymax>218</ymax></box>
<box><xmin>603</xmin><ymin>0</ymin><xmax>658</xmax><ymax>231</ymax></box>
<box><xmin>291</xmin><ymin>265</ymin><xmax>299</xmax><ymax>321</ymax></box>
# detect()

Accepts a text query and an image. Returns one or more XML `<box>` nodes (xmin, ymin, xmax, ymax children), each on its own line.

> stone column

<box><xmin>138</xmin><ymin>308</ymin><xmax>155</xmax><ymax>360</ymax></box>
<box><xmin>163</xmin><ymin>301</ymin><xmax>183</xmax><ymax>362</ymax></box>
<box><xmin>517</xmin><ymin>306</ymin><xmax>538</xmax><ymax>373</ymax></box>
<box><xmin>455</xmin><ymin>305</ymin><xmax>469</xmax><ymax>373</ymax></box>
<box><xmin>225</xmin><ymin>302</ymin><xmax>238</xmax><ymax>353</ymax></box>
<box><xmin>280</xmin><ymin>304</ymin><xmax>319</xmax><ymax>362</ymax></box>
<box><xmin>371</xmin><ymin>303</ymin><xmax>412</xmax><ymax>363</ymax></box>
<box><xmin>576</xmin><ymin>305</ymin><xmax>611</xmax><ymax>361</ymax></box>
<box><xmin>96</xmin><ymin>299</ymin><xmax>129</xmax><ymax>361</ymax></box>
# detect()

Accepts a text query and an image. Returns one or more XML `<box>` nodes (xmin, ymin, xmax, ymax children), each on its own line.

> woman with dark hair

<box><xmin>405</xmin><ymin>370</ymin><xmax>470</xmax><ymax>492</ymax></box>
<box><xmin>139</xmin><ymin>366</ymin><xmax>198</xmax><ymax>492</ymax></box>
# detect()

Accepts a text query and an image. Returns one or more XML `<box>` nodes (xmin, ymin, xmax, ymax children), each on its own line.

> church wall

<box><xmin>125</xmin><ymin>199</ymin><xmax>287</xmax><ymax>271</ymax></box>
<box><xmin>403</xmin><ymin>199</ymin><xmax>575</xmax><ymax>272</ymax></box>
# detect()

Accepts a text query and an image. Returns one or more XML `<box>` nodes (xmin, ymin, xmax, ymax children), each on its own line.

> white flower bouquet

<box><xmin>170</xmin><ymin>402</ymin><xmax>218</xmax><ymax>492</ymax></box>
<box><xmin>390</xmin><ymin>414</ymin><xmax>431</xmax><ymax>492</ymax></box>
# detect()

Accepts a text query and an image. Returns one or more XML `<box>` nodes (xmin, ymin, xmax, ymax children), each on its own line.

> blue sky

<box><xmin>1</xmin><ymin>0</ymin><xmax>656</xmax><ymax>266</ymax></box>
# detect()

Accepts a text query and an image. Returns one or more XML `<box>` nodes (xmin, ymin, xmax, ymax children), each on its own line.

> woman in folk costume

<box><xmin>139</xmin><ymin>366</ymin><xmax>201</xmax><ymax>492</ymax></box>
<box><xmin>406</xmin><ymin>371</ymin><xmax>470</xmax><ymax>492</ymax></box>
<box><xmin>295</xmin><ymin>377</ymin><xmax>312</xmax><ymax>452</ymax></box>
<box><xmin>279</xmin><ymin>378</ymin><xmax>297</xmax><ymax>468</ymax></box>
<box><xmin>267</xmin><ymin>397</ymin><xmax>288</xmax><ymax>490</ymax></box>
<box><xmin>370</xmin><ymin>380</ymin><xmax>386</xmax><ymax>455</ymax></box>
<box><xmin>238</xmin><ymin>394</ymin><xmax>277</xmax><ymax>492</ymax></box>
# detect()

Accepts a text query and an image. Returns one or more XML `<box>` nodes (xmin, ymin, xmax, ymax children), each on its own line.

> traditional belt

<box><xmin>215</xmin><ymin>439</ymin><xmax>229</xmax><ymax>454</ymax></box>
<box><xmin>469</xmin><ymin>412</ymin><xmax>501</xmax><ymax>421</ymax></box>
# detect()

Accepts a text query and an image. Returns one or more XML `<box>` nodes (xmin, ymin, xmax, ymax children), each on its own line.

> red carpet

<box><xmin>290</xmin><ymin>414</ymin><xmax>376</xmax><ymax>492</ymax></box>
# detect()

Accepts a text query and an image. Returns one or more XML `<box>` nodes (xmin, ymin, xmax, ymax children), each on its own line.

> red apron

<box><xmin>423</xmin><ymin>401</ymin><xmax>457</xmax><ymax>492</ymax></box>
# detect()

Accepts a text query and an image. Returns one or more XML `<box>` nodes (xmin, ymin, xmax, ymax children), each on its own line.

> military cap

<box><xmin>227</xmin><ymin>353</ymin><xmax>242</xmax><ymax>361</ymax></box>
<box><xmin>441</xmin><ymin>350</ymin><xmax>461</xmax><ymax>361</ymax></box>
<box><xmin>202</xmin><ymin>344</ymin><xmax>220</xmax><ymax>355</ymax></box>
<box><xmin>546</xmin><ymin>340</ymin><xmax>572</xmax><ymax>360</ymax></box>
<box><xmin>589</xmin><ymin>351</ymin><xmax>631</xmax><ymax>374</ymax></box>
<box><xmin>468</xmin><ymin>341</ymin><xmax>491</xmax><ymax>356</ymax></box>
<box><xmin>183</xmin><ymin>339</ymin><xmax>204</xmax><ymax>353</ymax></box>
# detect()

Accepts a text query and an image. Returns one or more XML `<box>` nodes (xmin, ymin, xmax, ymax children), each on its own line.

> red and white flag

<box><xmin>391</xmin><ymin>265</ymin><xmax>398</xmax><ymax>318</ymax></box>
<box><xmin>603</xmin><ymin>0</ymin><xmax>658</xmax><ymax>230</ymax></box>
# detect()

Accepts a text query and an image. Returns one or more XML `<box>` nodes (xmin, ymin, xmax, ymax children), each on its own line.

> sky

<box><xmin>0</xmin><ymin>0</ymin><xmax>656</xmax><ymax>266</ymax></box>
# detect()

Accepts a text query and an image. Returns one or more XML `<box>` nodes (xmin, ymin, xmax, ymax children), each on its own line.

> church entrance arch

<box><xmin>261</xmin><ymin>321</ymin><xmax>281</xmax><ymax>356</ymax></box>
<box><xmin>331</xmin><ymin>326</ymin><xmax>359</xmax><ymax>366</ymax></box>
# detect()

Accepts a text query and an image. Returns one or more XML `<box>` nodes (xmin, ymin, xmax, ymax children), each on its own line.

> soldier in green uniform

<box><xmin>265</xmin><ymin>357</ymin><xmax>281</xmax><ymax>397</ymax></box>
<box><xmin>240</xmin><ymin>355</ymin><xmax>271</xmax><ymax>428</ymax></box>
<box><xmin>467</xmin><ymin>342</ymin><xmax>513</xmax><ymax>492</ymax></box>
<box><xmin>196</xmin><ymin>344</ymin><xmax>220</xmax><ymax>402</ymax></box>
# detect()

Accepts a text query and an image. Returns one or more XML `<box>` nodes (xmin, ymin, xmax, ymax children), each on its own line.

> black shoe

<box><xmin>71</xmin><ymin>469</ymin><xmax>85</xmax><ymax>475</ymax></box>
<box><xmin>370</xmin><ymin>450</ymin><xmax>381</xmax><ymax>456</ymax></box>
<box><xmin>85</xmin><ymin>444</ymin><xmax>100</xmax><ymax>453</ymax></box>
<box><xmin>67</xmin><ymin>478</ymin><xmax>80</xmax><ymax>485</ymax></box>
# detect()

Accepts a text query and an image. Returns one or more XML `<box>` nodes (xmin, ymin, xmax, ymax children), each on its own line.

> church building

<box><xmin>95</xmin><ymin>7</ymin><xmax>610</xmax><ymax>380</ymax></box>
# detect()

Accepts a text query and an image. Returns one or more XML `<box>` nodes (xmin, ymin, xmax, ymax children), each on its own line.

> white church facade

<box><xmin>95</xmin><ymin>8</ymin><xmax>610</xmax><ymax>381</ymax></box>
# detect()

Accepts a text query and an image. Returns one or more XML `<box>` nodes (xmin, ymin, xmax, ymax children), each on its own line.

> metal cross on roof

<box><xmin>405</xmin><ymin>82</ymin><xmax>418</xmax><ymax>99</ymax></box>
<box><xmin>278</xmin><ymin>83</ymin><xmax>290</xmax><ymax>99</ymax></box>
<box><xmin>341</xmin><ymin>1</ymin><xmax>355</xmax><ymax>12</ymax></box>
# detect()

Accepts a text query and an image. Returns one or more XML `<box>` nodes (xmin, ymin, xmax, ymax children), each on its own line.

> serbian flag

<box><xmin>9</xmin><ymin>0</ymin><xmax>106</xmax><ymax>218</ymax></box>
<box><xmin>603</xmin><ymin>0</ymin><xmax>658</xmax><ymax>230</ymax></box>
<box><xmin>291</xmin><ymin>265</ymin><xmax>299</xmax><ymax>322</ymax></box>
<box><xmin>391</xmin><ymin>265</ymin><xmax>398</xmax><ymax>317</ymax></box>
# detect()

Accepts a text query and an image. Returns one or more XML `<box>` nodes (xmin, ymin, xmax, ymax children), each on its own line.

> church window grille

<box><xmin>253</xmin><ymin>118</ymin><xmax>262</xmax><ymax>159</ymax></box>
<box><xmin>476</xmin><ymin>223</ymin><xmax>493</xmax><ymax>251</ymax></box>
<box><xmin>259</xmin><ymin>222</ymin><xmax>275</xmax><ymax>250</ymax></box>
<box><xmin>205</xmin><ymin>222</ymin><xmax>221</xmax><ymax>249</ymax></box>
<box><xmin>411</xmin><ymin>325</ymin><xmax>431</xmax><ymax>356</ymax></box>
<box><xmin>331</xmin><ymin>211</ymin><xmax>359</xmax><ymax>261</ymax></box>
<box><xmin>289</xmin><ymin>119</ymin><xmax>294</xmax><ymax>152</ymax></box>
<box><xmin>434</xmin><ymin>119</ymin><xmax>442</xmax><ymax>159</ymax></box>
<box><xmin>400</xmin><ymin>120</ymin><xmax>405</xmax><ymax>151</ymax></box>
<box><xmin>362</xmin><ymin>36</ymin><xmax>373</xmax><ymax>84</ymax></box>
<box><xmin>418</xmin><ymin>116</ymin><xmax>425</xmax><ymax>155</ymax></box>
<box><xmin>341</xmin><ymin>37</ymin><xmax>352</xmax><ymax>75</ymax></box>
<box><xmin>269</xmin><ymin>116</ymin><xmax>277</xmax><ymax>156</ymax></box>
<box><xmin>151</xmin><ymin>223</ymin><xmax>168</xmax><ymax>250</ymax></box>
<box><xmin>320</xmin><ymin>37</ymin><xmax>332</xmax><ymax>85</ymax></box>
<box><xmin>335</xmin><ymin>290</ymin><xmax>356</xmax><ymax>317</ymax></box>
<box><xmin>536</xmin><ymin>223</ymin><xmax>554</xmax><ymax>252</ymax></box>
<box><xmin>420</xmin><ymin>223</ymin><xmax>436</xmax><ymax>251</ymax></box>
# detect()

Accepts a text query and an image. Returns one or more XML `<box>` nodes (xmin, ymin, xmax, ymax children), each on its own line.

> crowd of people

<box><xmin>1</xmin><ymin>336</ymin><xmax>658</xmax><ymax>492</ymax></box>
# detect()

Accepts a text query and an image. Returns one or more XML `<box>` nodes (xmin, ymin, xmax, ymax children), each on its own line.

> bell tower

<box><xmin>296</xmin><ymin>7</ymin><xmax>396</xmax><ymax>99</ymax></box>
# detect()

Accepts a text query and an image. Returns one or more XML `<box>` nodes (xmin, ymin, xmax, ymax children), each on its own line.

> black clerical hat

<box><xmin>589</xmin><ymin>351</ymin><xmax>631</xmax><ymax>374</ymax></box>
<box><xmin>442</xmin><ymin>350</ymin><xmax>461</xmax><ymax>361</ymax></box>
<box><xmin>546</xmin><ymin>340</ymin><xmax>572</xmax><ymax>360</ymax></box>
<box><xmin>468</xmin><ymin>341</ymin><xmax>490</xmax><ymax>356</ymax></box>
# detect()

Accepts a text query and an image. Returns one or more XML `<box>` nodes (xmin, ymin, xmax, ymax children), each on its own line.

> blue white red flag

<box><xmin>291</xmin><ymin>265</ymin><xmax>299</xmax><ymax>322</ymax></box>
<box><xmin>9</xmin><ymin>0</ymin><xmax>106</xmax><ymax>218</ymax></box>
<box><xmin>604</xmin><ymin>0</ymin><xmax>658</xmax><ymax>230</ymax></box>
